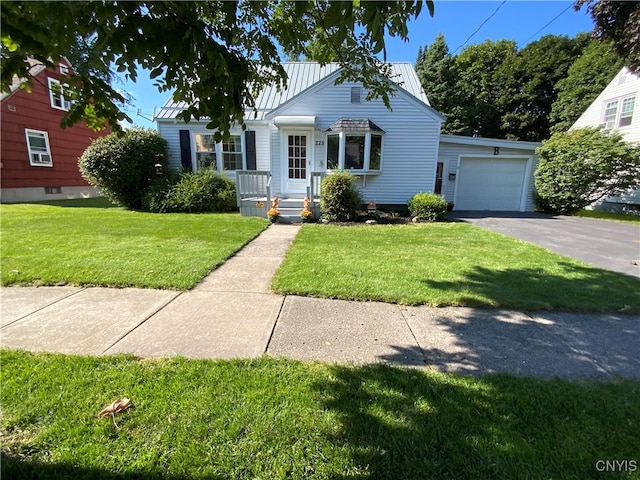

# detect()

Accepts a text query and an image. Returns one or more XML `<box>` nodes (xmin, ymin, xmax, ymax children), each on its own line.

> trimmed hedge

<box><xmin>79</xmin><ymin>128</ymin><xmax>168</xmax><ymax>210</ymax></box>
<box><xmin>320</xmin><ymin>171</ymin><xmax>362</xmax><ymax>221</ymax></box>
<box><xmin>408</xmin><ymin>192</ymin><xmax>448</xmax><ymax>222</ymax></box>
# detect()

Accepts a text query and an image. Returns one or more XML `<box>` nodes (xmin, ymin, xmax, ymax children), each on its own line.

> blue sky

<box><xmin>120</xmin><ymin>0</ymin><xmax>595</xmax><ymax>129</ymax></box>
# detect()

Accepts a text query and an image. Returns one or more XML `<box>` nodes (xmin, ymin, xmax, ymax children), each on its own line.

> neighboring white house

<box><xmin>571</xmin><ymin>66</ymin><xmax>640</xmax><ymax>211</ymax></box>
<box><xmin>155</xmin><ymin>62</ymin><xmax>541</xmax><ymax>217</ymax></box>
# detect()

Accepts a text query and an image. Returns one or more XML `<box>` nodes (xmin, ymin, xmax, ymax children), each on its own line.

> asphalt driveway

<box><xmin>451</xmin><ymin>212</ymin><xmax>640</xmax><ymax>278</ymax></box>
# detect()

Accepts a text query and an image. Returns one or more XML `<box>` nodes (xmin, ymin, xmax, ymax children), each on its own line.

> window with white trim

<box><xmin>603</xmin><ymin>100</ymin><xmax>618</xmax><ymax>129</ymax></box>
<box><xmin>326</xmin><ymin>132</ymin><xmax>383</xmax><ymax>172</ymax></box>
<box><xmin>48</xmin><ymin>78</ymin><xmax>71</xmax><ymax>111</ymax></box>
<box><xmin>619</xmin><ymin>96</ymin><xmax>635</xmax><ymax>127</ymax></box>
<box><xmin>602</xmin><ymin>96</ymin><xmax>636</xmax><ymax>129</ymax></box>
<box><xmin>25</xmin><ymin>129</ymin><xmax>53</xmax><ymax>167</ymax></box>
<box><xmin>59</xmin><ymin>63</ymin><xmax>69</xmax><ymax>75</ymax></box>
<box><xmin>194</xmin><ymin>133</ymin><xmax>244</xmax><ymax>171</ymax></box>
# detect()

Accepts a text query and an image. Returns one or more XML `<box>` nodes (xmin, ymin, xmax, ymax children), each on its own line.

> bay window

<box><xmin>325</xmin><ymin>119</ymin><xmax>384</xmax><ymax>173</ymax></box>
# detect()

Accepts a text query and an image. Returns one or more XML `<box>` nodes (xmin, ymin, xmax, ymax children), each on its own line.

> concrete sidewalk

<box><xmin>1</xmin><ymin>224</ymin><xmax>639</xmax><ymax>379</ymax></box>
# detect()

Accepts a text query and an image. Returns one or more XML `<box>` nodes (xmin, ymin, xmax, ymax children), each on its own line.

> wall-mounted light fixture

<box><xmin>448</xmin><ymin>173</ymin><xmax>456</xmax><ymax>182</ymax></box>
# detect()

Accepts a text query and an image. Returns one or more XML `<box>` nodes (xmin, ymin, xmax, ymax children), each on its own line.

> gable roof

<box><xmin>155</xmin><ymin>62</ymin><xmax>431</xmax><ymax>121</ymax></box>
<box><xmin>1</xmin><ymin>57</ymin><xmax>72</xmax><ymax>102</ymax></box>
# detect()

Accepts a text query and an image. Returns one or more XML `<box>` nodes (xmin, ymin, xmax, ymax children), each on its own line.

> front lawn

<box><xmin>2</xmin><ymin>351</ymin><xmax>638</xmax><ymax>479</ymax></box>
<box><xmin>1</xmin><ymin>202</ymin><xmax>268</xmax><ymax>289</ymax></box>
<box><xmin>574</xmin><ymin>209</ymin><xmax>640</xmax><ymax>224</ymax></box>
<box><xmin>272</xmin><ymin>223</ymin><xmax>640</xmax><ymax>313</ymax></box>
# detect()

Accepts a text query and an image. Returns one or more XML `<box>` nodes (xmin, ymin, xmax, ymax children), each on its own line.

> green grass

<box><xmin>1</xmin><ymin>202</ymin><xmax>268</xmax><ymax>289</ymax></box>
<box><xmin>2</xmin><ymin>351</ymin><xmax>638</xmax><ymax>479</ymax></box>
<box><xmin>574</xmin><ymin>209</ymin><xmax>640</xmax><ymax>224</ymax></box>
<box><xmin>272</xmin><ymin>224</ymin><xmax>640</xmax><ymax>313</ymax></box>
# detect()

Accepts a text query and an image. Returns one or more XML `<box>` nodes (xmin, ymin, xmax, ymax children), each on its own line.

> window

<box><xmin>351</xmin><ymin>86</ymin><xmax>361</xmax><ymax>104</ymax></box>
<box><xmin>194</xmin><ymin>133</ymin><xmax>244</xmax><ymax>171</ymax></box>
<box><xmin>603</xmin><ymin>100</ymin><xmax>618</xmax><ymax>129</ymax></box>
<box><xmin>48</xmin><ymin>78</ymin><xmax>71</xmax><ymax>111</ymax></box>
<box><xmin>619</xmin><ymin>97</ymin><xmax>635</xmax><ymax>127</ymax></box>
<box><xmin>195</xmin><ymin>134</ymin><xmax>217</xmax><ymax>169</ymax></box>
<box><xmin>326</xmin><ymin>132</ymin><xmax>383</xmax><ymax>172</ymax></box>
<box><xmin>434</xmin><ymin>162</ymin><xmax>444</xmax><ymax>195</ymax></box>
<box><xmin>25</xmin><ymin>129</ymin><xmax>52</xmax><ymax>167</ymax></box>
<box><xmin>59</xmin><ymin>64</ymin><xmax>69</xmax><ymax>75</ymax></box>
<box><xmin>222</xmin><ymin>136</ymin><xmax>243</xmax><ymax>170</ymax></box>
<box><xmin>602</xmin><ymin>96</ymin><xmax>636</xmax><ymax>129</ymax></box>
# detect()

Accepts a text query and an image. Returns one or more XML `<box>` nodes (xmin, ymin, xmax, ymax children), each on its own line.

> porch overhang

<box><xmin>273</xmin><ymin>115</ymin><xmax>317</xmax><ymax>128</ymax></box>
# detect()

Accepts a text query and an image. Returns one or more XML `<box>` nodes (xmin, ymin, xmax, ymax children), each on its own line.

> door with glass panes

<box><xmin>283</xmin><ymin>132</ymin><xmax>310</xmax><ymax>194</ymax></box>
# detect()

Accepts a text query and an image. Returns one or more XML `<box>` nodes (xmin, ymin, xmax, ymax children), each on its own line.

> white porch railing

<box><xmin>307</xmin><ymin>172</ymin><xmax>325</xmax><ymax>214</ymax></box>
<box><xmin>236</xmin><ymin>170</ymin><xmax>271</xmax><ymax>218</ymax></box>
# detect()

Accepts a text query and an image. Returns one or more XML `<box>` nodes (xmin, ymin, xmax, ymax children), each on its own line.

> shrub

<box><xmin>408</xmin><ymin>192</ymin><xmax>448</xmax><ymax>222</ymax></box>
<box><xmin>534</xmin><ymin>128</ymin><xmax>640</xmax><ymax>214</ymax></box>
<box><xmin>79</xmin><ymin>128</ymin><xmax>168</xmax><ymax>210</ymax></box>
<box><xmin>320</xmin><ymin>171</ymin><xmax>362</xmax><ymax>221</ymax></box>
<box><xmin>149</xmin><ymin>169</ymin><xmax>237</xmax><ymax>213</ymax></box>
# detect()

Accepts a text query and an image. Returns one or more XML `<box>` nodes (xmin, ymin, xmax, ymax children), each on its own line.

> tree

<box><xmin>534</xmin><ymin>128</ymin><xmax>640</xmax><ymax>214</ymax></box>
<box><xmin>452</xmin><ymin>39</ymin><xmax>518</xmax><ymax>138</ymax></box>
<box><xmin>1</xmin><ymin>1</ymin><xmax>433</xmax><ymax>136</ymax></box>
<box><xmin>496</xmin><ymin>34</ymin><xmax>589</xmax><ymax>141</ymax></box>
<box><xmin>576</xmin><ymin>0</ymin><xmax>640</xmax><ymax>74</ymax></box>
<box><xmin>415</xmin><ymin>33</ymin><xmax>466</xmax><ymax>134</ymax></box>
<box><xmin>550</xmin><ymin>39</ymin><xmax>624</xmax><ymax>134</ymax></box>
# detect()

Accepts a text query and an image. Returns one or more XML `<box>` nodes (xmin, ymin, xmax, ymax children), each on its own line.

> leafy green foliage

<box><xmin>79</xmin><ymin>129</ymin><xmax>168</xmax><ymax>210</ymax></box>
<box><xmin>320</xmin><ymin>171</ymin><xmax>362</xmax><ymax>222</ymax></box>
<box><xmin>550</xmin><ymin>40</ymin><xmax>624</xmax><ymax>134</ymax></box>
<box><xmin>148</xmin><ymin>169</ymin><xmax>238</xmax><ymax>213</ymax></box>
<box><xmin>534</xmin><ymin>128</ymin><xmax>640</xmax><ymax>214</ymax></box>
<box><xmin>1</xmin><ymin>1</ymin><xmax>433</xmax><ymax>135</ymax></box>
<box><xmin>415</xmin><ymin>33</ymin><xmax>594</xmax><ymax>141</ymax></box>
<box><xmin>496</xmin><ymin>34</ymin><xmax>589</xmax><ymax>141</ymax></box>
<box><xmin>415</xmin><ymin>33</ymin><xmax>466</xmax><ymax>135</ymax></box>
<box><xmin>576</xmin><ymin>0</ymin><xmax>640</xmax><ymax>74</ymax></box>
<box><xmin>408</xmin><ymin>192</ymin><xmax>448</xmax><ymax>221</ymax></box>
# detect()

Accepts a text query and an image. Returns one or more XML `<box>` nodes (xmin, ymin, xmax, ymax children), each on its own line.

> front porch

<box><xmin>236</xmin><ymin>170</ymin><xmax>324</xmax><ymax>221</ymax></box>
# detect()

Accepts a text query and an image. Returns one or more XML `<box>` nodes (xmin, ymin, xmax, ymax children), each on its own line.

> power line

<box><xmin>518</xmin><ymin>3</ymin><xmax>574</xmax><ymax>48</ymax></box>
<box><xmin>453</xmin><ymin>0</ymin><xmax>508</xmax><ymax>54</ymax></box>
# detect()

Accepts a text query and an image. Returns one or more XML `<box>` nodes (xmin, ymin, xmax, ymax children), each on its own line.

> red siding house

<box><xmin>1</xmin><ymin>57</ymin><xmax>110</xmax><ymax>203</ymax></box>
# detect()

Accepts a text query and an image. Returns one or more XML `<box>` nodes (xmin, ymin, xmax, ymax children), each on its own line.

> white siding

<box><xmin>438</xmin><ymin>141</ymin><xmax>539</xmax><ymax>212</ymax></box>
<box><xmin>269</xmin><ymin>81</ymin><xmax>442</xmax><ymax>204</ymax></box>
<box><xmin>572</xmin><ymin>67</ymin><xmax>640</xmax><ymax>143</ymax></box>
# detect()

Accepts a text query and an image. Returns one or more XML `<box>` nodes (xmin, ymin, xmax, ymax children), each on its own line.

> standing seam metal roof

<box><xmin>154</xmin><ymin>62</ymin><xmax>429</xmax><ymax>121</ymax></box>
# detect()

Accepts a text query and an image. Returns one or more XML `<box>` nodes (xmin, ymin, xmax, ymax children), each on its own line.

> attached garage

<box><xmin>455</xmin><ymin>156</ymin><xmax>530</xmax><ymax>211</ymax></box>
<box><xmin>438</xmin><ymin>135</ymin><xmax>541</xmax><ymax>212</ymax></box>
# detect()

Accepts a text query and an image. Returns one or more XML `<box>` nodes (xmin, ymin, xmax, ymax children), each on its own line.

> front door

<box><xmin>283</xmin><ymin>132</ymin><xmax>310</xmax><ymax>194</ymax></box>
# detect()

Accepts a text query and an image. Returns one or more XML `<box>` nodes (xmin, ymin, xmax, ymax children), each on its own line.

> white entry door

<box><xmin>283</xmin><ymin>132</ymin><xmax>310</xmax><ymax>194</ymax></box>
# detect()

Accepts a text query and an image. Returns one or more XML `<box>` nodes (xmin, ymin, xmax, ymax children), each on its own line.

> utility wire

<box><xmin>518</xmin><ymin>2</ymin><xmax>574</xmax><ymax>48</ymax></box>
<box><xmin>453</xmin><ymin>0</ymin><xmax>508</xmax><ymax>54</ymax></box>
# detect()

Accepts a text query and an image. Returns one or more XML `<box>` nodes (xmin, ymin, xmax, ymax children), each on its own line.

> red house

<box><xmin>1</xmin><ymin>57</ymin><xmax>111</xmax><ymax>203</ymax></box>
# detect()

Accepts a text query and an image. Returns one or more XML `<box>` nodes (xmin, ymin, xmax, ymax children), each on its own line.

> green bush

<box><xmin>408</xmin><ymin>192</ymin><xmax>448</xmax><ymax>222</ymax></box>
<box><xmin>320</xmin><ymin>171</ymin><xmax>362</xmax><ymax>221</ymax></box>
<box><xmin>534</xmin><ymin>128</ymin><xmax>640</xmax><ymax>214</ymax></box>
<box><xmin>148</xmin><ymin>169</ymin><xmax>237</xmax><ymax>213</ymax></box>
<box><xmin>79</xmin><ymin>128</ymin><xmax>168</xmax><ymax>210</ymax></box>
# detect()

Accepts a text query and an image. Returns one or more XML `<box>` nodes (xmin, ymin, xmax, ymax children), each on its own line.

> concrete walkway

<box><xmin>1</xmin><ymin>224</ymin><xmax>639</xmax><ymax>379</ymax></box>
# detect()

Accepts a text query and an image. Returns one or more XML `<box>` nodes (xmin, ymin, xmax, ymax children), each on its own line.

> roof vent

<box><xmin>351</xmin><ymin>86</ymin><xmax>361</xmax><ymax>104</ymax></box>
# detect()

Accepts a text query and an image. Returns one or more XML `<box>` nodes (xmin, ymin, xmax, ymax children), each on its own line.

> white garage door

<box><xmin>455</xmin><ymin>157</ymin><xmax>527</xmax><ymax>211</ymax></box>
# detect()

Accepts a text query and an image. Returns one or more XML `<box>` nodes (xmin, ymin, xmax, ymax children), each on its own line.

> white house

<box><xmin>571</xmin><ymin>66</ymin><xmax>640</xmax><ymax>211</ymax></box>
<box><xmin>155</xmin><ymin>62</ymin><xmax>541</xmax><ymax>218</ymax></box>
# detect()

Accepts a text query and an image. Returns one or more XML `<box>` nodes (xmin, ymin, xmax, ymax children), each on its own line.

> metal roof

<box><xmin>154</xmin><ymin>62</ymin><xmax>429</xmax><ymax>121</ymax></box>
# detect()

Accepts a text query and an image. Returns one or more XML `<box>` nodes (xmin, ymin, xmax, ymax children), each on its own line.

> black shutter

<box><xmin>245</xmin><ymin>130</ymin><xmax>256</xmax><ymax>170</ymax></box>
<box><xmin>179</xmin><ymin>130</ymin><xmax>192</xmax><ymax>171</ymax></box>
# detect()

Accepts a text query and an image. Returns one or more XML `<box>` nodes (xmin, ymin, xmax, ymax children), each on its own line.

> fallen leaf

<box><xmin>98</xmin><ymin>398</ymin><xmax>132</xmax><ymax>418</ymax></box>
